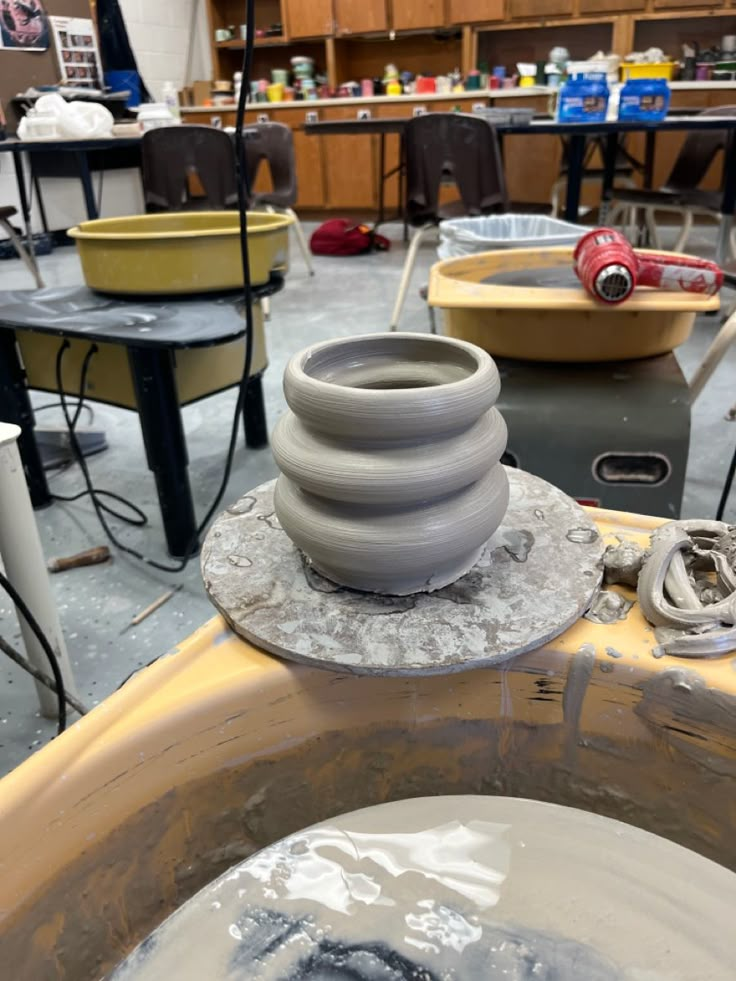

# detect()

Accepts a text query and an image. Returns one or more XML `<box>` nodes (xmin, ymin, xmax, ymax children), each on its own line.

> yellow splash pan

<box><xmin>68</xmin><ymin>211</ymin><xmax>293</xmax><ymax>295</ymax></box>
<box><xmin>428</xmin><ymin>246</ymin><xmax>721</xmax><ymax>362</ymax></box>
<box><xmin>0</xmin><ymin>506</ymin><xmax>735</xmax><ymax>977</ymax></box>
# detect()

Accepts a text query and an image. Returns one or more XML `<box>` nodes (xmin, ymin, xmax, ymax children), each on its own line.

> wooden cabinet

<box><xmin>508</xmin><ymin>0</ymin><xmax>572</xmax><ymax>17</ymax></box>
<box><xmin>449</xmin><ymin>0</ymin><xmax>504</xmax><ymax>26</ymax></box>
<box><xmin>490</xmin><ymin>95</ymin><xmax>561</xmax><ymax>206</ymax></box>
<box><xmin>320</xmin><ymin>107</ymin><xmax>377</xmax><ymax>208</ymax></box>
<box><xmin>283</xmin><ymin>0</ymin><xmax>334</xmax><ymax>39</ymax></box>
<box><xmin>580</xmin><ymin>0</ymin><xmax>643</xmax><ymax>12</ymax></box>
<box><xmin>653</xmin><ymin>0</ymin><xmax>720</xmax><ymax>7</ymax></box>
<box><xmin>334</xmin><ymin>0</ymin><xmax>388</xmax><ymax>36</ymax></box>
<box><xmin>392</xmin><ymin>0</ymin><xmax>447</xmax><ymax>32</ymax></box>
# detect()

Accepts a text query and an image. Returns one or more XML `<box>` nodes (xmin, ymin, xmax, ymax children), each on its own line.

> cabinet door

<box><xmin>392</xmin><ymin>0</ymin><xmax>446</xmax><ymax>31</ymax></box>
<box><xmin>449</xmin><ymin>0</ymin><xmax>503</xmax><ymax>25</ymax></box>
<box><xmin>580</xmin><ymin>0</ymin><xmax>643</xmax><ymax>10</ymax></box>
<box><xmin>334</xmin><ymin>0</ymin><xmax>387</xmax><ymax>35</ymax></box>
<box><xmin>283</xmin><ymin>0</ymin><xmax>334</xmax><ymax>39</ymax></box>
<box><xmin>508</xmin><ymin>0</ymin><xmax>572</xmax><ymax>16</ymax></box>
<box><xmin>653</xmin><ymin>0</ymin><xmax>719</xmax><ymax>7</ymax></box>
<box><xmin>321</xmin><ymin>109</ymin><xmax>376</xmax><ymax>209</ymax></box>
<box><xmin>293</xmin><ymin>126</ymin><xmax>326</xmax><ymax>208</ymax></box>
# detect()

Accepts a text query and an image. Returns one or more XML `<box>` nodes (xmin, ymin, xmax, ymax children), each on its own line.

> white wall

<box><xmin>119</xmin><ymin>0</ymin><xmax>212</xmax><ymax>102</ymax></box>
<box><xmin>0</xmin><ymin>0</ymin><xmax>212</xmax><ymax>244</ymax></box>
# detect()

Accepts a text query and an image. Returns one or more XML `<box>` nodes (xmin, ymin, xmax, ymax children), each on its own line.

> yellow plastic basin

<box><xmin>68</xmin><ymin>211</ymin><xmax>293</xmax><ymax>295</ymax></box>
<box><xmin>428</xmin><ymin>246</ymin><xmax>720</xmax><ymax>362</ymax></box>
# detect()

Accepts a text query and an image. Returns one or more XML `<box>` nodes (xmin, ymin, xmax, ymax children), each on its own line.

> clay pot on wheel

<box><xmin>272</xmin><ymin>332</ymin><xmax>509</xmax><ymax>594</ymax></box>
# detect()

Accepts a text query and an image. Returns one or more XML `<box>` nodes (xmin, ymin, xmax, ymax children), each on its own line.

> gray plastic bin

<box><xmin>437</xmin><ymin>214</ymin><xmax>585</xmax><ymax>260</ymax></box>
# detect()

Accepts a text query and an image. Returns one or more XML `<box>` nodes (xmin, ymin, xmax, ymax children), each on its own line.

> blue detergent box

<box><xmin>618</xmin><ymin>78</ymin><xmax>670</xmax><ymax>122</ymax></box>
<box><xmin>557</xmin><ymin>73</ymin><xmax>609</xmax><ymax>123</ymax></box>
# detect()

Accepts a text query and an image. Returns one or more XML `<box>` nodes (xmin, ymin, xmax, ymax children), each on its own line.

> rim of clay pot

<box><xmin>283</xmin><ymin>332</ymin><xmax>500</xmax><ymax>439</ymax></box>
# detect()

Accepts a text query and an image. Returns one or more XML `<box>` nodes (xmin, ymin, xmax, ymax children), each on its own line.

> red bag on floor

<box><xmin>310</xmin><ymin>219</ymin><xmax>390</xmax><ymax>256</ymax></box>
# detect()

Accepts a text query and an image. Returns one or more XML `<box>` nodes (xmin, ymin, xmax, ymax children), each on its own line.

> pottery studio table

<box><xmin>306</xmin><ymin>114</ymin><xmax>736</xmax><ymax>260</ymax></box>
<box><xmin>0</xmin><ymin>277</ymin><xmax>282</xmax><ymax>557</ymax></box>
<box><xmin>0</xmin><ymin>136</ymin><xmax>142</xmax><ymax>248</ymax></box>
<box><xmin>1</xmin><ymin>500</ymin><xmax>735</xmax><ymax>978</ymax></box>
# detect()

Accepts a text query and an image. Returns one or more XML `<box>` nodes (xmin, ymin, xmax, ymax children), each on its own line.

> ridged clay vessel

<box><xmin>272</xmin><ymin>332</ymin><xmax>509</xmax><ymax>595</ymax></box>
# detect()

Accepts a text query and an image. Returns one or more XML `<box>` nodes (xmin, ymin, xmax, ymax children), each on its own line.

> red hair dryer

<box><xmin>573</xmin><ymin>227</ymin><xmax>723</xmax><ymax>305</ymax></box>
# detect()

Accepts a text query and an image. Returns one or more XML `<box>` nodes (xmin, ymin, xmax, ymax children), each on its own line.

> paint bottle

<box><xmin>161</xmin><ymin>81</ymin><xmax>181</xmax><ymax>122</ymax></box>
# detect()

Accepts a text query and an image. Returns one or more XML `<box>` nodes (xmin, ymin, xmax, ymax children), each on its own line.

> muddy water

<box><xmin>110</xmin><ymin>796</ymin><xmax>736</xmax><ymax>980</ymax></box>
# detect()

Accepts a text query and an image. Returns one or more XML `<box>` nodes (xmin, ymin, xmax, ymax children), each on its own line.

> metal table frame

<box><xmin>306</xmin><ymin>115</ymin><xmax>736</xmax><ymax>261</ymax></box>
<box><xmin>0</xmin><ymin>276</ymin><xmax>281</xmax><ymax>557</ymax></box>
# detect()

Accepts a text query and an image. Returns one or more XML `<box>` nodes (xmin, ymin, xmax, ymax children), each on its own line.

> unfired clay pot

<box><xmin>272</xmin><ymin>332</ymin><xmax>509</xmax><ymax>594</ymax></box>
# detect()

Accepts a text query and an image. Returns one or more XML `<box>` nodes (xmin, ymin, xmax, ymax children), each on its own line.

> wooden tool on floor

<box><xmin>48</xmin><ymin>546</ymin><xmax>111</xmax><ymax>574</ymax></box>
<box><xmin>122</xmin><ymin>585</ymin><xmax>182</xmax><ymax>633</ymax></box>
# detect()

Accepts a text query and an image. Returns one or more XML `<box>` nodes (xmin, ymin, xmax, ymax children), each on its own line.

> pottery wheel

<box><xmin>202</xmin><ymin>469</ymin><xmax>604</xmax><ymax>676</ymax></box>
<box><xmin>113</xmin><ymin>796</ymin><xmax>736</xmax><ymax>980</ymax></box>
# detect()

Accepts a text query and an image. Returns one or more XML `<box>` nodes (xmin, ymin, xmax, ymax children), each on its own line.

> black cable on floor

<box><xmin>716</xmin><ymin>439</ymin><xmax>736</xmax><ymax>521</ymax></box>
<box><xmin>53</xmin><ymin>0</ymin><xmax>259</xmax><ymax>574</ymax></box>
<box><xmin>0</xmin><ymin>569</ymin><xmax>66</xmax><ymax>734</ymax></box>
<box><xmin>52</xmin><ymin>343</ymin><xmax>148</xmax><ymax>528</ymax></box>
<box><xmin>34</xmin><ymin>400</ymin><xmax>95</xmax><ymax>425</ymax></box>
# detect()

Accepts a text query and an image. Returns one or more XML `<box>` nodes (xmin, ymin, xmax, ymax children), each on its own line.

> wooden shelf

<box><xmin>215</xmin><ymin>36</ymin><xmax>290</xmax><ymax>48</ymax></box>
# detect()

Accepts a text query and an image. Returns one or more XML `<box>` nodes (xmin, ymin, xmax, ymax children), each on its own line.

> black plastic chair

<box><xmin>389</xmin><ymin>113</ymin><xmax>508</xmax><ymax>331</ymax></box>
<box><xmin>141</xmin><ymin>125</ymin><xmax>239</xmax><ymax>212</ymax></box>
<box><xmin>607</xmin><ymin>106</ymin><xmax>736</xmax><ymax>261</ymax></box>
<box><xmin>243</xmin><ymin>122</ymin><xmax>313</xmax><ymax>276</ymax></box>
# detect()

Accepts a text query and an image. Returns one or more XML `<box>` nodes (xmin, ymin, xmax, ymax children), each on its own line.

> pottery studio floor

<box><xmin>1</xmin><ymin>221</ymin><xmax>735</xmax><ymax>775</ymax></box>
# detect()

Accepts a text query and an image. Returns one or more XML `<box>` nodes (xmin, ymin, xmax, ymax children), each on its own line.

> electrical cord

<box><xmin>53</xmin><ymin>0</ymin><xmax>258</xmax><ymax>573</ymax></box>
<box><xmin>52</xmin><ymin>343</ymin><xmax>148</xmax><ymax>528</ymax></box>
<box><xmin>0</xmin><ymin>569</ymin><xmax>67</xmax><ymax>734</ymax></box>
<box><xmin>34</xmin><ymin>400</ymin><xmax>95</xmax><ymax>425</ymax></box>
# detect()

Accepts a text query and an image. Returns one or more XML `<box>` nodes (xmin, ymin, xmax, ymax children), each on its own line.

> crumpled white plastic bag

<box><xmin>18</xmin><ymin>93</ymin><xmax>114</xmax><ymax>140</ymax></box>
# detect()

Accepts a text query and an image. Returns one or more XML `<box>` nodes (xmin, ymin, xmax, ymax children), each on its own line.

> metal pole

<box><xmin>0</xmin><ymin>423</ymin><xmax>77</xmax><ymax>718</ymax></box>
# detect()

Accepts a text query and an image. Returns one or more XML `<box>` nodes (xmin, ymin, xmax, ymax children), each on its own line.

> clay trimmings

<box><xmin>272</xmin><ymin>333</ymin><xmax>509</xmax><ymax>595</ymax></box>
<box><xmin>604</xmin><ymin>520</ymin><xmax>736</xmax><ymax>657</ymax></box>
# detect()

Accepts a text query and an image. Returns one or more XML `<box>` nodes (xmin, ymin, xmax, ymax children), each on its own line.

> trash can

<box><xmin>437</xmin><ymin>214</ymin><xmax>585</xmax><ymax>260</ymax></box>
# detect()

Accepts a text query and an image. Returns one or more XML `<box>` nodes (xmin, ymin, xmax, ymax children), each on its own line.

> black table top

<box><xmin>0</xmin><ymin>275</ymin><xmax>283</xmax><ymax>350</ymax></box>
<box><xmin>305</xmin><ymin>113</ymin><xmax>736</xmax><ymax>137</ymax></box>
<box><xmin>0</xmin><ymin>136</ymin><xmax>142</xmax><ymax>153</ymax></box>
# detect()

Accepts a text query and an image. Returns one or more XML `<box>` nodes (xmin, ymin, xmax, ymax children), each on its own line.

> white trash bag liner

<box><xmin>18</xmin><ymin>93</ymin><xmax>114</xmax><ymax>141</ymax></box>
<box><xmin>438</xmin><ymin>214</ymin><xmax>585</xmax><ymax>260</ymax></box>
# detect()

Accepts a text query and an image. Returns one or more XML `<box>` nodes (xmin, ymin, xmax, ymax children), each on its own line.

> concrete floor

<box><xmin>0</xmin><ymin>220</ymin><xmax>735</xmax><ymax>776</ymax></box>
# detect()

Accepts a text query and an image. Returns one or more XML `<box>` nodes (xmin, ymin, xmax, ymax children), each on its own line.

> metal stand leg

<box><xmin>389</xmin><ymin>224</ymin><xmax>433</xmax><ymax>332</ymax></box>
<box><xmin>75</xmin><ymin>151</ymin><xmax>98</xmax><ymax>220</ymax></box>
<box><xmin>128</xmin><ymin>347</ymin><xmax>197</xmax><ymax>558</ymax></box>
<box><xmin>243</xmin><ymin>374</ymin><xmax>268</xmax><ymax>449</ymax></box>
<box><xmin>0</xmin><ymin>328</ymin><xmax>50</xmax><ymax>508</ymax></box>
<box><xmin>11</xmin><ymin>149</ymin><xmax>36</xmax><ymax>257</ymax></box>
<box><xmin>0</xmin><ymin>424</ymin><xmax>77</xmax><ymax>718</ymax></box>
<box><xmin>563</xmin><ymin>134</ymin><xmax>586</xmax><ymax>223</ymax></box>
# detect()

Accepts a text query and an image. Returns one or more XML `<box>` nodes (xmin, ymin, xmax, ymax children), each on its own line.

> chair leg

<box><xmin>689</xmin><ymin>305</ymin><xmax>736</xmax><ymax>404</ymax></box>
<box><xmin>644</xmin><ymin>208</ymin><xmax>661</xmax><ymax>249</ymax></box>
<box><xmin>0</xmin><ymin>217</ymin><xmax>43</xmax><ymax>288</ymax></box>
<box><xmin>606</xmin><ymin>202</ymin><xmax>624</xmax><ymax>227</ymax></box>
<box><xmin>285</xmin><ymin>207</ymin><xmax>314</xmax><ymax>276</ymax></box>
<box><xmin>389</xmin><ymin>225</ymin><xmax>432</xmax><ymax>332</ymax></box>
<box><xmin>673</xmin><ymin>210</ymin><xmax>693</xmax><ymax>253</ymax></box>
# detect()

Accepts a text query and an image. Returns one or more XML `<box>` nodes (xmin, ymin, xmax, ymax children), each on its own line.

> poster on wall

<box><xmin>0</xmin><ymin>0</ymin><xmax>50</xmax><ymax>50</ymax></box>
<box><xmin>49</xmin><ymin>15</ymin><xmax>102</xmax><ymax>88</ymax></box>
